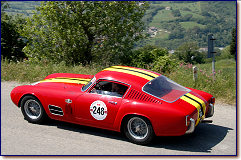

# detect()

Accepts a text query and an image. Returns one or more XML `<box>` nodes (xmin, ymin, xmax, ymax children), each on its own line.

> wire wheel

<box><xmin>127</xmin><ymin>117</ymin><xmax>149</xmax><ymax>140</ymax></box>
<box><xmin>124</xmin><ymin>116</ymin><xmax>154</xmax><ymax>145</ymax></box>
<box><xmin>24</xmin><ymin>99</ymin><xmax>41</xmax><ymax>120</ymax></box>
<box><xmin>21</xmin><ymin>95</ymin><xmax>48</xmax><ymax>124</ymax></box>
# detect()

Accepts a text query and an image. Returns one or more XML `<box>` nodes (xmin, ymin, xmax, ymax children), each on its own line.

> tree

<box><xmin>172</xmin><ymin>9</ymin><xmax>181</xmax><ymax>17</ymax></box>
<box><xmin>175</xmin><ymin>42</ymin><xmax>205</xmax><ymax>64</ymax></box>
<box><xmin>230</xmin><ymin>28</ymin><xmax>236</xmax><ymax>60</ymax></box>
<box><xmin>1</xmin><ymin>2</ymin><xmax>26</xmax><ymax>61</ymax></box>
<box><xmin>20</xmin><ymin>1</ymin><xmax>148</xmax><ymax>65</ymax></box>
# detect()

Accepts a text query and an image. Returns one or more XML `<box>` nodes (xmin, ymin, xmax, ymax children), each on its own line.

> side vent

<box><xmin>126</xmin><ymin>89</ymin><xmax>161</xmax><ymax>104</ymax></box>
<box><xmin>48</xmin><ymin>105</ymin><xmax>64</xmax><ymax>116</ymax></box>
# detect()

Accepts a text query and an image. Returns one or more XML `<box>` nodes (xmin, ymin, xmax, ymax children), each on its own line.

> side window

<box><xmin>90</xmin><ymin>80</ymin><xmax>128</xmax><ymax>97</ymax></box>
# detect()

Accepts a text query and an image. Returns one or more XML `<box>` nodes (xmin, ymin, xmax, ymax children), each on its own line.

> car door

<box><xmin>73</xmin><ymin>79</ymin><xmax>129</xmax><ymax>128</ymax></box>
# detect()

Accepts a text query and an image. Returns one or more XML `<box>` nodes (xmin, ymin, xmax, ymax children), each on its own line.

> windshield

<box><xmin>82</xmin><ymin>77</ymin><xmax>96</xmax><ymax>91</ymax></box>
<box><xmin>143</xmin><ymin>75</ymin><xmax>190</xmax><ymax>103</ymax></box>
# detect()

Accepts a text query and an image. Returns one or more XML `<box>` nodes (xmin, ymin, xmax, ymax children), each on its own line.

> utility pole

<box><xmin>208</xmin><ymin>34</ymin><xmax>216</xmax><ymax>77</ymax></box>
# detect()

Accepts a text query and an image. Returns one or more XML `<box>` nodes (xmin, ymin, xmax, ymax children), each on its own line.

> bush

<box><xmin>130</xmin><ymin>45</ymin><xmax>169</xmax><ymax>68</ymax></box>
<box><xmin>172</xmin><ymin>9</ymin><xmax>181</xmax><ymax>17</ymax></box>
<box><xmin>174</xmin><ymin>42</ymin><xmax>205</xmax><ymax>64</ymax></box>
<box><xmin>152</xmin><ymin>55</ymin><xmax>178</xmax><ymax>73</ymax></box>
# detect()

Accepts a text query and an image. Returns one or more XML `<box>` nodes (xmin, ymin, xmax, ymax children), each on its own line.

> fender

<box><xmin>113</xmin><ymin>99</ymin><xmax>189</xmax><ymax>136</ymax></box>
<box><xmin>17</xmin><ymin>87</ymin><xmax>48</xmax><ymax>111</ymax></box>
<box><xmin>187</xmin><ymin>87</ymin><xmax>213</xmax><ymax>101</ymax></box>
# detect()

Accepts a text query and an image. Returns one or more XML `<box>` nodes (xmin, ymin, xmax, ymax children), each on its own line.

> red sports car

<box><xmin>10</xmin><ymin>66</ymin><xmax>215</xmax><ymax>144</ymax></box>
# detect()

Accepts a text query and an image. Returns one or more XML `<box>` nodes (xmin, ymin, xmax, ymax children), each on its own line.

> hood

<box><xmin>32</xmin><ymin>73</ymin><xmax>94</xmax><ymax>89</ymax></box>
<box><xmin>42</xmin><ymin>73</ymin><xmax>93</xmax><ymax>85</ymax></box>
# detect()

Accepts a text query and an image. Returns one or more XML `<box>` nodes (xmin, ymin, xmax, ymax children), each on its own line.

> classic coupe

<box><xmin>11</xmin><ymin>66</ymin><xmax>215</xmax><ymax>144</ymax></box>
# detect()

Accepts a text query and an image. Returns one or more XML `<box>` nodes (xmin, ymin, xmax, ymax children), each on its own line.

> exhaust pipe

<box><xmin>201</xmin><ymin>120</ymin><xmax>213</xmax><ymax>123</ymax></box>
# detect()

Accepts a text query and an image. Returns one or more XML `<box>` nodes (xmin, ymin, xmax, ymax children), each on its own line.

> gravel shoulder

<box><xmin>1</xmin><ymin>81</ymin><xmax>237</xmax><ymax>155</ymax></box>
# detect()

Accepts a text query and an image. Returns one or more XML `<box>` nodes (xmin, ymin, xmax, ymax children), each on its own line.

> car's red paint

<box><xmin>10</xmin><ymin>66</ymin><xmax>215</xmax><ymax>137</ymax></box>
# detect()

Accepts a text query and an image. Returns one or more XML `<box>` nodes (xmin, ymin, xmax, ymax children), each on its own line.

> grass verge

<box><xmin>168</xmin><ymin>59</ymin><xmax>236</xmax><ymax>104</ymax></box>
<box><xmin>1</xmin><ymin>59</ymin><xmax>101</xmax><ymax>82</ymax></box>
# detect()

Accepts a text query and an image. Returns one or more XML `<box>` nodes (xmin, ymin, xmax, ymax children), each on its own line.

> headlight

<box><xmin>186</xmin><ymin>115</ymin><xmax>190</xmax><ymax>126</ymax></box>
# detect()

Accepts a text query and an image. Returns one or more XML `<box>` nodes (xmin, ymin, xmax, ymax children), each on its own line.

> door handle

<box><xmin>65</xmin><ymin>99</ymin><xmax>72</xmax><ymax>104</ymax></box>
<box><xmin>108</xmin><ymin>101</ymin><xmax>117</xmax><ymax>105</ymax></box>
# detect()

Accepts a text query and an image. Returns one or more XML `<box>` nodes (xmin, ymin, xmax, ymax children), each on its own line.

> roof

<box><xmin>95</xmin><ymin>66</ymin><xmax>161</xmax><ymax>88</ymax></box>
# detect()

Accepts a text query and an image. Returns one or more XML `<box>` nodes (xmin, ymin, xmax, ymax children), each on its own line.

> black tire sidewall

<box><xmin>124</xmin><ymin>116</ymin><xmax>154</xmax><ymax>145</ymax></box>
<box><xmin>20</xmin><ymin>95</ymin><xmax>46</xmax><ymax>124</ymax></box>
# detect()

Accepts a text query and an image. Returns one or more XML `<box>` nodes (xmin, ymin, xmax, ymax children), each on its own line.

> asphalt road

<box><xmin>1</xmin><ymin>81</ymin><xmax>237</xmax><ymax>155</ymax></box>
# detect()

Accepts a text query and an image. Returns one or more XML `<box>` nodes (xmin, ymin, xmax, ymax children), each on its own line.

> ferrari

<box><xmin>10</xmin><ymin>66</ymin><xmax>215</xmax><ymax>144</ymax></box>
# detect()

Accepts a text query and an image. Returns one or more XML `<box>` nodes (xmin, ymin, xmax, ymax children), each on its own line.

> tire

<box><xmin>20</xmin><ymin>95</ymin><xmax>48</xmax><ymax>124</ymax></box>
<box><xmin>123</xmin><ymin>116</ymin><xmax>154</xmax><ymax>145</ymax></box>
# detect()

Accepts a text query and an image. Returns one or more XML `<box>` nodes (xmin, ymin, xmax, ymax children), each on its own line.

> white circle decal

<box><xmin>90</xmin><ymin>100</ymin><xmax>107</xmax><ymax>120</ymax></box>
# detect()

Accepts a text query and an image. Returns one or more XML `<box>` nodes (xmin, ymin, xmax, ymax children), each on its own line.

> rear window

<box><xmin>143</xmin><ymin>75</ymin><xmax>190</xmax><ymax>103</ymax></box>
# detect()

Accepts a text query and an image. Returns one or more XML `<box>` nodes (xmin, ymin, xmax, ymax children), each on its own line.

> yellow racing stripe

<box><xmin>40</xmin><ymin>77</ymin><xmax>90</xmax><ymax>85</ymax></box>
<box><xmin>111</xmin><ymin>66</ymin><xmax>160</xmax><ymax>78</ymax></box>
<box><xmin>103</xmin><ymin>67</ymin><xmax>154</xmax><ymax>81</ymax></box>
<box><xmin>180</xmin><ymin>95</ymin><xmax>201</xmax><ymax>126</ymax></box>
<box><xmin>186</xmin><ymin>93</ymin><xmax>206</xmax><ymax>119</ymax></box>
<box><xmin>103</xmin><ymin>66</ymin><xmax>159</xmax><ymax>81</ymax></box>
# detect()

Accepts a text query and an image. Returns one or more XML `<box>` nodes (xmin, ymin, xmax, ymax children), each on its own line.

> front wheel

<box><xmin>20</xmin><ymin>95</ymin><xmax>48</xmax><ymax>124</ymax></box>
<box><xmin>124</xmin><ymin>116</ymin><xmax>154</xmax><ymax>145</ymax></box>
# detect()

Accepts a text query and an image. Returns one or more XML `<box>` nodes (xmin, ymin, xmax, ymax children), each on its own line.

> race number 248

<box><xmin>90</xmin><ymin>100</ymin><xmax>107</xmax><ymax>120</ymax></box>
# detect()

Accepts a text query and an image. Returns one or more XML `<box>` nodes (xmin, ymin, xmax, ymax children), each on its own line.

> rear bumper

<box><xmin>206</xmin><ymin>103</ymin><xmax>214</xmax><ymax>118</ymax></box>
<box><xmin>185</xmin><ymin>118</ymin><xmax>195</xmax><ymax>134</ymax></box>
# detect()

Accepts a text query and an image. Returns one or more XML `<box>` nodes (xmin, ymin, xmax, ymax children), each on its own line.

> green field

<box><xmin>180</xmin><ymin>22</ymin><xmax>206</xmax><ymax>29</ymax></box>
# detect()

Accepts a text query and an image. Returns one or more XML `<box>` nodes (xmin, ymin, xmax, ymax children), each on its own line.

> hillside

<box><xmin>5</xmin><ymin>1</ymin><xmax>236</xmax><ymax>50</ymax></box>
<box><xmin>139</xmin><ymin>1</ymin><xmax>236</xmax><ymax>49</ymax></box>
<box><xmin>3</xmin><ymin>1</ymin><xmax>40</xmax><ymax>17</ymax></box>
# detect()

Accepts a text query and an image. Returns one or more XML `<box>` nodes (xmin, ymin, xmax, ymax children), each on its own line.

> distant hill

<box><xmin>139</xmin><ymin>1</ymin><xmax>236</xmax><ymax>49</ymax></box>
<box><xmin>5</xmin><ymin>1</ymin><xmax>236</xmax><ymax>50</ymax></box>
<box><xmin>4</xmin><ymin>1</ymin><xmax>40</xmax><ymax>17</ymax></box>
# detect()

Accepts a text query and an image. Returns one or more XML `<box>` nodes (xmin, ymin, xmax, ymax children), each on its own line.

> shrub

<box><xmin>130</xmin><ymin>45</ymin><xmax>169</xmax><ymax>68</ymax></box>
<box><xmin>152</xmin><ymin>55</ymin><xmax>178</xmax><ymax>73</ymax></box>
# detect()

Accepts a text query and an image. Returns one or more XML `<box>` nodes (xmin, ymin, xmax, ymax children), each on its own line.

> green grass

<box><xmin>156</xmin><ymin>31</ymin><xmax>169</xmax><ymax>39</ymax></box>
<box><xmin>1</xmin><ymin>59</ymin><xmax>101</xmax><ymax>83</ymax></box>
<box><xmin>180</xmin><ymin>11</ymin><xmax>204</xmax><ymax>19</ymax></box>
<box><xmin>149</xmin><ymin>10</ymin><xmax>176</xmax><ymax>27</ymax></box>
<box><xmin>168</xmin><ymin>59</ymin><xmax>236</xmax><ymax>104</ymax></box>
<box><xmin>1</xmin><ymin>58</ymin><xmax>236</xmax><ymax>104</ymax></box>
<box><xmin>180</xmin><ymin>22</ymin><xmax>206</xmax><ymax>29</ymax></box>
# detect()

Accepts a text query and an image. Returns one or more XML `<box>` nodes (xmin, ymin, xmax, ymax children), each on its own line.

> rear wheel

<box><xmin>123</xmin><ymin>116</ymin><xmax>154</xmax><ymax>145</ymax></box>
<box><xmin>20</xmin><ymin>95</ymin><xmax>48</xmax><ymax>124</ymax></box>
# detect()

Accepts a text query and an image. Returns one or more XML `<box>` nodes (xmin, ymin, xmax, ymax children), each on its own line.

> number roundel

<box><xmin>90</xmin><ymin>100</ymin><xmax>107</xmax><ymax>120</ymax></box>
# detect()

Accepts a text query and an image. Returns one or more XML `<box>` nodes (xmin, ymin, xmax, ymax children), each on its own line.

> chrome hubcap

<box><xmin>127</xmin><ymin>117</ymin><xmax>148</xmax><ymax>140</ymax></box>
<box><xmin>24</xmin><ymin>99</ymin><xmax>41</xmax><ymax>120</ymax></box>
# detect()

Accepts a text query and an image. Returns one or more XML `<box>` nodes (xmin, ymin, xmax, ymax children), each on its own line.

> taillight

<box><xmin>210</xmin><ymin>97</ymin><xmax>215</xmax><ymax>104</ymax></box>
<box><xmin>186</xmin><ymin>115</ymin><xmax>191</xmax><ymax>126</ymax></box>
